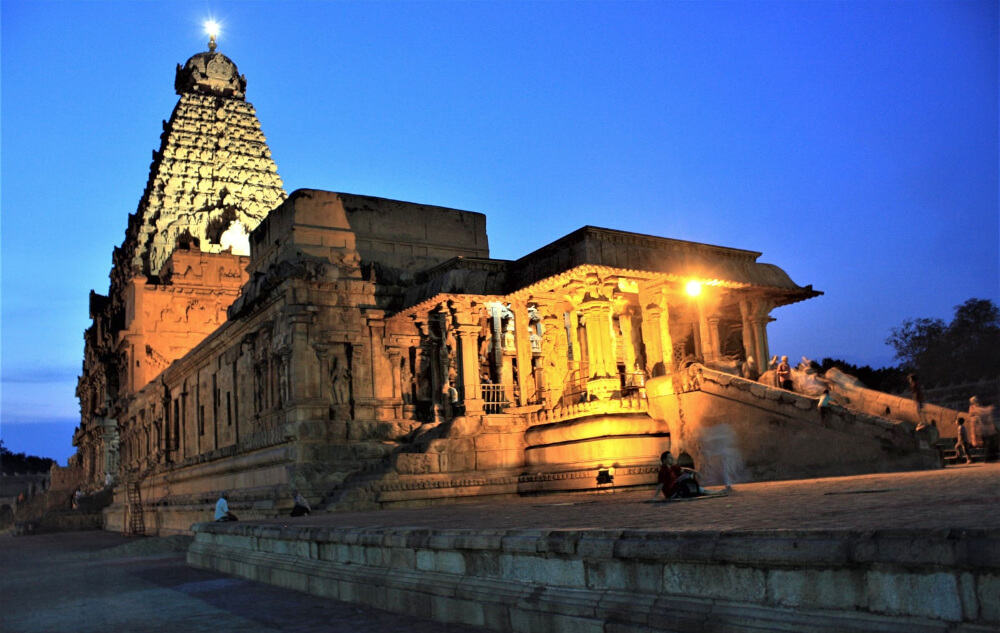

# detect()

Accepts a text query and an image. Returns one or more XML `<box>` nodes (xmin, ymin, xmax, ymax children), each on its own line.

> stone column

<box><xmin>512</xmin><ymin>303</ymin><xmax>533</xmax><ymax>405</ymax></box>
<box><xmin>739</xmin><ymin>299</ymin><xmax>756</xmax><ymax>364</ymax></box>
<box><xmin>753</xmin><ymin>317</ymin><xmax>771</xmax><ymax>369</ymax></box>
<box><xmin>740</xmin><ymin>298</ymin><xmax>775</xmax><ymax>368</ymax></box>
<box><xmin>455</xmin><ymin>322</ymin><xmax>484</xmax><ymax>416</ymax></box>
<box><xmin>618</xmin><ymin>308</ymin><xmax>637</xmax><ymax>373</ymax></box>
<box><xmin>638</xmin><ymin>286</ymin><xmax>675</xmax><ymax>376</ymax></box>
<box><xmin>579</xmin><ymin>299</ymin><xmax>618</xmax><ymax>399</ymax></box>
<box><xmin>703</xmin><ymin>314</ymin><xmax>722</xmax><ymax>363</ymax></box>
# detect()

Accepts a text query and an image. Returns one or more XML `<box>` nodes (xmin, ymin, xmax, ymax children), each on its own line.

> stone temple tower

<box><xmin>74</xmin><ymin>42</ymin><xmax>286</xmax><ymax>485</ymax></box>
<box><xmin>118</xmin><ymin>47</ymin><xmax>286</xmax><ymax>279</ymax></box>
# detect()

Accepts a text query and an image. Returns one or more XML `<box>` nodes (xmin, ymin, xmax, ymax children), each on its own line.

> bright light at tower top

<box><xmin>204</xmin><ymin>19</ymin><xmax>221</xmax><ymax>51</ymax></box>
<box><xmin>685</xmin><ymin>280</ymin><xmax>703</xmax><ymax>297</ymax></box>
<box><xmin>204</xmin><ymin>20</ymin><xmax>220</xmax><ymax>38</ymax></box>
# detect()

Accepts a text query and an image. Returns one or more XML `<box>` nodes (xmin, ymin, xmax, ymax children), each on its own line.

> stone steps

<box><xmin>188</xmin><ymin>522</ymin><xmax>1000</xmax><ymax>633</ymax></box>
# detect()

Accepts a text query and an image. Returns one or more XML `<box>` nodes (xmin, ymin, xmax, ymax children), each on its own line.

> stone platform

<box><xmin>189</xmin><ymin>464</ymin><xmax>1000</xmax><ymax>633</ymax></box>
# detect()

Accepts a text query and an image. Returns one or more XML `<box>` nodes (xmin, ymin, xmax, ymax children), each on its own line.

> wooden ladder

<box><xmin>123</xmin><ymin>481</ymin><xmax>145</xmax><ymax>536</ymax></box>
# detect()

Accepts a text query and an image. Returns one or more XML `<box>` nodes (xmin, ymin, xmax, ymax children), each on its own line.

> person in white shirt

<box><xmin>214</xmin><ymin>492</ymin><xmax>237</xmax><ymax>522</ymax></box>
<box><xmin>290</xmin><ymin>490</ymin><xmax>312</xmax><ymax>517</ymax></box>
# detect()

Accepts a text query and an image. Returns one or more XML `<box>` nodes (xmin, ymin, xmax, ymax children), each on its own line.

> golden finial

<box><xmin>204</xmin><ymin>20</ymin><xmax>220</xmax><ymax>52</ymax></box>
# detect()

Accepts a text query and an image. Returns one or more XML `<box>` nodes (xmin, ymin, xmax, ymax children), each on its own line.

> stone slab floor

<box><xmin>0</xmin><ymin>531</ymin><xmax>492</xmax><ymax>633</ymax></box>
<box><xmin>2</xmin><ymin>464</ymin><xmax>997</xmax><ymax>633</ymax></box>
<box><xmin>251</xmin><ymin>462</ymin><xmax>1000</xmax><ymax>532</ymax></box>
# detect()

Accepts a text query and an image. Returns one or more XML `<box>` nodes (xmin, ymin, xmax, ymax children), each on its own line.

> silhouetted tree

<box><xmin>819</xmin><ymin>358</ymin><xmax>906</xmax><ymax>392</ymax></box>
<box><xmin>886</xmin><ymin>298</ymin><xmax>1000</xmax><ymax>387</ymax></box>
<box><xmin>0</xmin><ymin>440</ymin><xmax>54</xmax><ymax>475</ymax></box>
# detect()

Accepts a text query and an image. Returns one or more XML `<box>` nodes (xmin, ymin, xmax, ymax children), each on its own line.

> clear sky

<box><xmin>2</xmin><ymin>0</ymin><xmax>997</xmax><ymax>464</ymax></box>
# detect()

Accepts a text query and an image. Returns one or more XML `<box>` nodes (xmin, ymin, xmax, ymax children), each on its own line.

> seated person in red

<box><xmin>651</xmin><ymin>451</ymin><xmax>704</xmax><ymax>500</ymax></box>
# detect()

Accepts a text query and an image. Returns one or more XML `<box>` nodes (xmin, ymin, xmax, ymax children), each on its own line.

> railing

<box><xmin>524</xmin><ymin>391</ymin><xmax>648</xmax><ymax>426</ymax></box>
<box><xmin>560</xmin><ymin>365</ymin><xmax>589</xmax><ymax>408</ymax></box>
<box><xmin>481</xmin><ymin>384</ymin><xmax>511</xmax><ymax>414</ymax></box>
<box><xmin>621</xmin><ymin>371</ymin><xmax>646</xmax><ymax>395</ymax></box>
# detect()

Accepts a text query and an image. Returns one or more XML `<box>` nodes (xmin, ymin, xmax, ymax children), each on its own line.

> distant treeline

<box><xmin>0</xmin><ymin>440</ymin><xmax>54</xmax><ymax>475</ymax></box>
<box><xmin>823</xmin><ymin>298</ymin><xmax>999</xmax><ymax>393</ymax></box>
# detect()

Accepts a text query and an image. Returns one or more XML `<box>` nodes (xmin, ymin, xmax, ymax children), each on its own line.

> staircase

<box><xmin>937</xmin><ymin>437</ymin><xmax>987</xmax><ymax>465</ymax></box>
<box><xmin>123</xmin><ymin>481</ymin><xmax>145</xmax><ymax>536</ymax></box>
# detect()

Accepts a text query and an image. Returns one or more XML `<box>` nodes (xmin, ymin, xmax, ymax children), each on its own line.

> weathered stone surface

<box><xmin>189</xmin><ymin>521</ymin><xmax>1000</xmax><ymax>633</ymax></box>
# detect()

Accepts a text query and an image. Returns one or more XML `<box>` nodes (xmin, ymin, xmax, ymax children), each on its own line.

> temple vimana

<box><xmin>72</xmin><ymin>44</ymin><xmax>949</xmax><ymax>534</ymax></box>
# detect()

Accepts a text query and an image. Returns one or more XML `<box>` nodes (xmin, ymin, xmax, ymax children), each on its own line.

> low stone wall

<box><xmin>189</xmin><ymin>523</ymin><xmax>999</xmax><ymax>633</ymax></box>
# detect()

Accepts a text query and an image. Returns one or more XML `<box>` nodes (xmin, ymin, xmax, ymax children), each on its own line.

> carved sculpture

<box><xmin>330</xmin><ymin>348</ymin><xmax>351</xmax><ymax>405</ymax></box>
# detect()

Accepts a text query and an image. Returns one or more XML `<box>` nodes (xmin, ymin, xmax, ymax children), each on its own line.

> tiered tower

<box><xmin>75</xmin><ymin>41</ymin><xmax>286</xmax><ymax>486</ymax></box>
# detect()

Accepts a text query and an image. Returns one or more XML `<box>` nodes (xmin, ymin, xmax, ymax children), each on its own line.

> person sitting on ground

<box><xmin>290</xmin><ymin>490</ymin><xmax>312</xmax><ymax>517</ymax></box>
<box><xmin>214</xmin><ymin>492</ymin><xmax>238</xmax><ymax>522</ymax></box>
<box><xmin>650</xmin><ymin>451</ymin><xmax>705</xmax><ymax>501</ymax></box>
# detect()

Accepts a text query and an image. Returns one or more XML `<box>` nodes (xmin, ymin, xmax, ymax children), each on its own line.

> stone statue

<box><xmin>529</xmin><ymin>328</ymin><xmax>542</xmax><ymax>354</ymax></box>
<box><xmin>400</xmin><ymin>355</ymin><xmax>414</xmax><ymax>404</ymax></box>
<box><xmin>503</xmin><ymin>321</ymin><xmax>516</xmax><ymax>352</ymax></box>
<box><xmin>330</xmin><ymin>352</ymin><xmax>351</xmax><ymax>405</ymax></box>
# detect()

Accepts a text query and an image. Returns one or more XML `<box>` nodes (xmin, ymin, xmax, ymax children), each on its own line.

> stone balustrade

<box><xmin>523</xmin><ymin>393</ymin><xmax>648</xmax><ymax>427</ymax></box>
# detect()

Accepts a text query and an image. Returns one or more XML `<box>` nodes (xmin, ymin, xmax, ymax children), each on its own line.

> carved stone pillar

<box><xmin>579</xmin><ymin>299</ymin><xmax>617</xmax><ymax>399</ymax></box>
<box><xmin>639</xmin><ymin>286</ymin><xmax>674</xmax><ymax>376</ymax></box>
<box><xmin>456</xmin><ymin>323</ymin><xmax>484</xmax><ymax>416</ymax></box>
<box><xmin>738</xmin><ymin>298</ymin><xmax>774</xmax><ymax>368</ymax></box>
<box><xmin>704</xmin><ymin>314</ymin><xmax>722</xmax><ymax>363</ymax></box>
<box><xmin>752</xmin><ymin>317</ymin><xmax>771</xmax><ymax>369</ymax></box>
<box><xmin>739</xmin><ymin>299</ymin><xmax>756</xmax><ymax>365</ymax></box>
<box><xmin>512</xmin><ymin>303</ymin><xmax>533</xmax><ymax>405</ymax></box>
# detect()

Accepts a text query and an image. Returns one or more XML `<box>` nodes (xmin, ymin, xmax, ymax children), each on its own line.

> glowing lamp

<box><xmin>685</xmin><ymin>280</ymin><xmax>702</xmax><ymax>297</ymax></box>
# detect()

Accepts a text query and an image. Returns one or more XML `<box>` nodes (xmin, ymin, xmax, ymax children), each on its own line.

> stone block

<box><xmin>502</xmin><ymin>530</ymin><xmax>546</xmax><ymax>553</ymax></box>
<box><xmin>383</xmin><ymin>586</ymin><xmax>433</xmax><ymax>620</ymax></box>
<box><xmin>475</xmin><ymin>449</ymin><xmax>524</xmax><ymax>470</ymax></box>
<box><xmin>482</xmin><ymin>602</ymin><xmax>511</xmax><ymax>631</ymax></box>
<box><xmin>977</xmin><ymin>573</ymin><xmax>1000</xmax><ymax>622</ymax></box>
<box><xmin>363</xmin><ymin>545</ymin><xmax>385</xmax><ymax>566</ymax></box>
<box><xmin>431</xmin><ymin>596</ymin><xmax>485</xmax><ymax>627</ymax></box>
<box><xmin>474</xmin><ymin>433</ymin><xmax>506</xmax><ymax>451</ymax></box>
<box><xmin>540</xmin><ymin>531</ymin><xmax>580</xmax><ymax>555</ymax></box>
<box><xmin>307</xmin><ymin>573</ymin><xmax>341</xmax><ymax>600</ymax></box>
<box><xmin>585</xmin><ymin>559</ymin><xmax>661</xmax><ymax>593</ymax></box>
<box><xmin>662</xmin><ymin>563</ymin><xmax>765</xmax><ymax>602</ymax></box>
<box><xmin>508</xmin><ymin>607</ymin><xmax>603</xmax><ymax>633</ymax></box>
<box><xmin>596</xmin><ymin>590</ymin><xmax>658</xmax><ymax>627</ymax></box>
<box><xmin>866</xmin><ymin>570</ymin><xmax>962</xmax><ymax>621</ymax></box>
<box><xmin>614</xmin><ymin>532</ymin><xmax>718</xmax><ymax>562</ymax></box>
<box><xmin>439</xmin><ymin>451</ymin><xmax>476</xmax><ymax>473</ymax></box>
<box><xmin>576</xmin><ymin>531</ymin><xmax>623</xmax><ymax>559</ymax></box>
<box><xmin>435</xmin><ymin>550</ymin><xmax>467</xmax><ymax>575</ymax></box>
<box><xmin>957</xmin><ymin>572</ymin><xmax>979</xmax><ymax>622</ymax></box>
<box><xmin>766</xmin><ymin>568</ymin><xmax>865</xmax><ymax>610</ymax></box>
<box><xmin>416</xmin><ymin>549</ymin><xmax>435</xmax><ymax>572</ymax></box>
<box><xmin>386</xmin><ymin>547</ymin><xmax>416</xmax><ymax>570</ymax></box>
<box><xmin>500</xmin><ymin>553</ymin><xmax>586</xmax><ymax>587</ymax></box>
<box><xmin>464</xmin><ymin>550</ymin><xmax>501</xmax><ymax>578</ymax></box>
<box><xmin>715</xmin><ymin>532</ymin><xmax>849</xmax><ymax>566</ymax></box>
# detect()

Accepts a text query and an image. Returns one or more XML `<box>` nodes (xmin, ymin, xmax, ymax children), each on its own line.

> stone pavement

<box><xmin>0</xmin><ymin>531</ymin><xmax>491</xmax><ymax>633</ymax></box>
<box><xmin>3</xmin><ymin>465</ymin><xmax>997</xmax><ymax>633</ymax></box>
<box><xmin>249</xmin><ymin>462</ymin><xmax>1000</xmax><ymax>532</ymax></box>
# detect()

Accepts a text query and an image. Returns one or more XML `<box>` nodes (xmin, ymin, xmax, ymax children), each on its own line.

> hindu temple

<box><xmin>72</xmin><ymin>42</ymin><xmax>943</xmax><ymax>535</ymax></box>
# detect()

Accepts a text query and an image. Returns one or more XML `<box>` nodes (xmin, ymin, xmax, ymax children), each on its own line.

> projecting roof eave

<box><xmin>507</xmin><ymin>263</ymin><xmax>821</xmax><ymax>304</ymax></box>
<box><xmin>389</xmin><ymin>264</ymin><xmax>822</xmax><ymax>320</ymax></box>
<box><xmin>391</xmin><ymin>293</ymin><xmax>501</xmax><ymax>321</ymax></box>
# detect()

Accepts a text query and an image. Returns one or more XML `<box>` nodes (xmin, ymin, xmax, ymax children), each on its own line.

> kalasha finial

<box><xmin>204</xmin><ymin>20</ymin><xmax>220</xmax><ymax>52</ymax></box>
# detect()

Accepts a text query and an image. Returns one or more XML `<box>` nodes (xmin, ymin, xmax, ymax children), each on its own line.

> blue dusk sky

<box><xmin>2</xmin><ymin>1</ymin><xmax>997</xmax><ymax>464</ymax></box>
